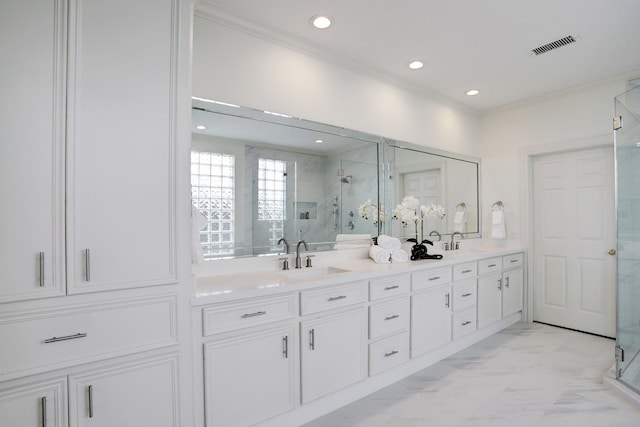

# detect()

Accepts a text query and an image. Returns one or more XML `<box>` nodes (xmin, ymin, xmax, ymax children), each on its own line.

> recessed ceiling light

<box><xmin>315</xmin><ymin>139</ymin><xmax>324</xmax><ymax>144</ymax></box>
<box><xmin>408</xmin><ymin>61</ymin><xmax>424</xmax><ymax>70</ymax></box>
<box><xmin>466</xmin><ymin>89</ymin><xmax>480</xmax><ymax>96</ymax></box>
<box><xmin>310</xmin><ymin>15</ymin><xmax>332</xmax><ymax>29</ymax></box>
<box><xmin>195</xmin><ymin>125</ymin><xmax>207</xmax><ymax>130</ymax></box>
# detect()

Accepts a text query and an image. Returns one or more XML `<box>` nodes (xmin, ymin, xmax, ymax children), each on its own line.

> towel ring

<box><xmin>456</xmin><ymin>202</ymin><xmax>466</xmax><ymax>212</ymax></box>
<box><xmin>492</xmin><ymin>201</ymin><xmax>504</xmax><ymax>211</ymax></box>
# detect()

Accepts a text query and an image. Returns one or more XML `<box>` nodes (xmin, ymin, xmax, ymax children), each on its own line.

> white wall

<box><xmin>192</xmin><ymin>16</ymin><xmax>480</xmax><ymax>157</ymax></box>
<box><xmin>479</xmin><ymin>74</ymin><xmax>638</xmax><ymax>246</ymax></box>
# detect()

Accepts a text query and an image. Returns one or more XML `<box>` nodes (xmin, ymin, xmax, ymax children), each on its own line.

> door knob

<box><xmin>608</xmin><ymin>249</ymin><xmax>616</xmax><ymax>256</ymax></box>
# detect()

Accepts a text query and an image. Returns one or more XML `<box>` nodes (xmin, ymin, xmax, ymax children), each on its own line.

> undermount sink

<box><xmin>279</xmin><ymin>266</ymin><xmax>351</xmax><ymax>281</ymax></box>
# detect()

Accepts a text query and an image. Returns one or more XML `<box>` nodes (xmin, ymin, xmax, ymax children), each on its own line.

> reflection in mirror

<box><xmin>384</xmin><ymin>141</ymin><xmax>480</xmax><ymax>242</ymax></box>
<box><xmin>191</xmin><ymin>98</ymin><xmax>381</xmax><ymax>260</ymax></box>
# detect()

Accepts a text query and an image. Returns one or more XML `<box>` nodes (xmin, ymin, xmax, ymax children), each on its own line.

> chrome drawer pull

<box><xmin>462</xmin><ymin>269</ymin><xmax>472</xmax><ymax>274</ymax></box>
<box><xmin>510</xmin><ymin>259</ymin><xmax>518</xmax><ymax>263</ymax></box>
<box><xmin>328</xmin><ymin>295</ymin><xmax>347</xmax><ymax>301</ymax></box>
<box><xmin>384</xmin><ymin>314</ymin><xmax>400</xmax><ymax>321</ymax></box>
<box><xmin>39</xmin><ymin>252</ymin><xmax>45</xmax><ymax>287</ymax></box>
<box><xmin>428</xmin><ymin>276</ymin><xmax>441</xmax><ymax>281</ymax></box>
<box><xmin>43</xmin><ymin>332</ymin><xmax>87</xmax><ymax>344</ymax></box>
<box><xmin>384</xmin><ymin>350</ymin><xmax>399</xmax><ymax>357</ymax></box>
<box><xmin>488</xmin><ymin>264</ymin><xmax>496</xmax><ymax>268</ymax></box>
<box><xmin>282</xmin><ymin>336</ymin><xmax>288</xmax><ymax>359</ymax></box>
<box><xmin>462</xmin><ymin>293</ymin><xmax>472</xmax><ymax>297</ymax></box>
<box><xmin>41</xmin><ymin>396</ymin><xmax>47</xmax><ymax>427</ymax></box>
<box><xmin>384</xmin><ymin>285</ymin><xmax>400</xmax><ymax>291</ymax></box>
<box><xmin>462</xmin><ymin>321</ymin><xmax>472</xmax><ymax>326</ymax></box>
<box><xmin>241</xmin><ymin>311</ymin><xmax>266</xmax><ymax>318</ymax></box>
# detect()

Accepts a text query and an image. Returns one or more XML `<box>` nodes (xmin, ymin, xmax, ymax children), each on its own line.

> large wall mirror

<box><xmin>191</xmin><ymin>97</ymin><xmax>481</xmax><ymax>260</ymax></box>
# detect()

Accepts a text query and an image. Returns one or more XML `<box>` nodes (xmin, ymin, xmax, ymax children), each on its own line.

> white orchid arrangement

<box><xmin>358</xmin><ymin>199</ymin><xmax>385</xmax><ymax>226</ymax></box>
<box><xmin>393</xmin><ymin>196</ymin><xmax>446</xmax><ymax>243</ymax></box>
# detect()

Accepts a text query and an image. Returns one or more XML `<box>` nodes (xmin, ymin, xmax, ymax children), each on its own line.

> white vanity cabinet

<box><xmin>200</xmin><ymin>294</ymin><xmax>297</xmax><ymax>426</ymax></box>
<box><xmin>477</xmin><ymin>253</ymin><xmax>524</xmax><ymax>328</ymax></box>
<box><xmin>0</xmin><ymin>0</ymin><xmax>66</xmax><ymax>303</ymax></box>
<box><xmin>66</xmin><ymin>0</ymin><xmax>177</xmax><ymax>293</ymax></box>
<box><xmin>411</xmin><ymin>283</ymin><xmax>452</xmax><ymax>358</ymax></box>
<box><xmin>0</xmin><ymin>377</ymin><xmax>67</xmax><ymax>427</ymax></box>
<box><xmin>300</xmin><ymin>282</ymin><xmax>368</xmax><ymax>403</ymax></box>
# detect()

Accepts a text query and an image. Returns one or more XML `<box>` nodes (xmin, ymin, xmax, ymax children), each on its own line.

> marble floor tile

<box><xmin>304</xmin><ymin>322</ymin><xmax>640</xmax><ymax>427</ymax></box>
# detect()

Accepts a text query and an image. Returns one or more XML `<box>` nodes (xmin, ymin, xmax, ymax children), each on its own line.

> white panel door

<box><xmin>0</xmin><ymin>0</ymin><xmax>66</xmax><ymax>302</ymax></box>
<box><xmin>401</xmin><ymin>169</ymin><xmax>443</xmax><ymax>235</ymax></box>
<box><xmin>477</xmin><ymin>273</ymin><xmax>503</xmax><ymax>328</ymax></box>
<box><xmin>532</xmin><ymin>147</ymin><xmax>616</xmax><ymax>337</ymax></box>
<box><xmin>69</xmin><ymin>356</ymin><xmax>179</xmax><ymax>427</ymax></box>
<box><xmin>410</xmin><ymin>285</ymin><xmax>452</xmax><ymax>357</ymax></box>
<box><xmin>66</xmin><ymin>0</ymin><xmax>176</xmax><ymax>293</ymax></box>
<box><xmin>0</xmin><ymin>378</ymin><xmax>67</xmax><ymax>427</ymax></box>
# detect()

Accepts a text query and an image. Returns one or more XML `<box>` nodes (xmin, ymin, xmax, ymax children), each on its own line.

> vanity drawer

<box><xmin>300</xmin><ymin>282</ymin><xmax>367</xmax><ymax>315</ymax></box>
<box><xmin>369</xmin><ymin>332</ymin><xmax>410</xmax><ymax>376</ymax></box>
<box><xmin>478</xmin><ymin>257</ymin><xmax>502</xmax><ymax>275</ymax></box>
<box><xmin>203</xmin><ymin>294</ymin><xmax>296</xmax><ymax>336</ymax></box>
<box><xmin>503</xmin><ymin>252</ymin><xmax>524</xmax><ymax>269</ymax></box>
<box><xmin>369</xmin><ymin>274</ymin><xmax>410</xmax><ymax>301</ymax></box>
<box><xmin>411</xmin><ymin>267</ymin><xmax>452</xmax><ymax>291</ymax></box>
<box><xmin>452</xmin><ymin>279</ymin><xmax>477</xmax><ymax>311</ymax></box>
<box><xmin>452</xmin><ymin>307</ymin><xmax>476</xmax><ymax>340</ymax></box>
<box><xmin>369</xmin><ymin>297</ymin><xmax>410</xmax><ymax>339</ymax></box>
<box><xmin>453</xmin><ymin>262</ymin><xmax>477</xmax><ymax>281</ymax></box>
<box><xmin>0</xmin><ymin>295</ymin><xmax>177</xmax><ymax>378</ymax></box>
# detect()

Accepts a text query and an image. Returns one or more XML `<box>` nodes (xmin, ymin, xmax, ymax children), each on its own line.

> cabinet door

<box><xmin>66</xmin><ymin>0</ymin><xmax>177</xmax><ymax>293</ymax></box>
<box><xmin>0</xmin><ymin>0</ymin><xmax>66</xmax><ymax>302</ymax></box>
<box><xmin>69</xmin><ymin>356</ymin><xmax>179</xmax><ymax>427</ymax></box>
<box><xmin>0</xmin><ymin>378</ymin><xmax>66</xmax><ymax>427</ymax></box>
<box><xmin>411</xmin><ymin>285</ymin><xmax>452</xmax><ymax>358</ymax></box>
<box><xmin>301</xmin><ymin>308</ymin><xmax>368</xmax><ymax>403</ymax></box>
<box><xmin>503</xmin><ymin>267</ymin><xmax>523</xmax><ymax>317</ymax></box>
<box><xmin>204</xmin><ymin>325</ymin><xmax>296</xmax><ymax>427</ymax></box>
<box><xmin>477</xmin><ymin>273</ymin><xmax>503</xmax><ymax>328</ymax></box>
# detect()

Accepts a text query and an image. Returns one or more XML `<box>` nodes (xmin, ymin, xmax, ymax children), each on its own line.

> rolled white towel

<box><xmin>369</xmin><ymin>245</ymin><xmax>391</xmax><ymax>264</ymax></box>
<box><xmin>377</xmin><ymin>234</ymin><xmax>401</xmax><ymax>252</ymax></box>
<box><xmin>390</xmin><ymin>249</ymin><xmax>408</xmax><ymax>263</ymax></box>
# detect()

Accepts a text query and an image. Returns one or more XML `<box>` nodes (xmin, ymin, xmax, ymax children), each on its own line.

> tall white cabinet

<box><xmin>0</xmin><ymin>0</ymin><xmax>190</xmax><ymax>425</ymax></box>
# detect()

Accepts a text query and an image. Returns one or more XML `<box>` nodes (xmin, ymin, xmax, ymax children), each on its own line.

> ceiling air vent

<box><xmin>530</xmin><ymin>35</ymin><xmax>578</xmax><ymax>56</ymax></box>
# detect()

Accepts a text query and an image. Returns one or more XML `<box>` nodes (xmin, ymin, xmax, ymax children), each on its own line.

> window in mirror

<box><xmin>257</xmin><ymin>157</ymin><xmax>287</xmax><ymax>251</ymax></box>
<box><xmin>191</xmin><ymin>150</ymin><xmax>235</xmax><ymax>258</ymax></box>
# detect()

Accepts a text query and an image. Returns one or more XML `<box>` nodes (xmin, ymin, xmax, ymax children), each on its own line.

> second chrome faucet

<box><xmin>295</xmin><ymin>239</ymin><xmax>308</xmax><ymax>269</ymax></box>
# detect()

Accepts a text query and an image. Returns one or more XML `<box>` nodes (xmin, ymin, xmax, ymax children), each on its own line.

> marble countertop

<box><xmin>191</xmin><ymin>245</ymin><xmax>525</xmax><ymax>306</ymax></box>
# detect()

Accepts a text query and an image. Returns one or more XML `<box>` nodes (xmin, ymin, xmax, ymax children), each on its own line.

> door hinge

<box><xmin>615</xmin><ymin>345</ymin><xmax>624</xmax><ymax>362</ymax></box>
<box><xmin>613</xmin><ymin>116</ymin><xmax>623</xmax><ymax>131</ymax></box>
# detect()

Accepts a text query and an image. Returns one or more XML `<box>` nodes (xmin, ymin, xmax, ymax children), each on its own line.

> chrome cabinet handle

<box><xmin>85</xmin><ymin>249</ymin><xmax>91</xmax><ymax>282</ymax></box>
<box><xmin>41</xmin><ymin>396</ymin><xmax>47</xmax><ymax>427</ymax></box>
<box><xmin>241</xmin><ymin>311</ymin><xmax>266</xmax><ymax>318</ymax></box>
<box><xmin>328</xmin><ymin>295</ymin><xmax>347</xmax><ymax>301</ymax></box>
<box><xmin>498</xmin><ymin>278</ymin><xmax>502</xmax><ymax>290</ymax></box>
<box><xmin>462</xmin><ymin>269</ymin><xmax>472</xmax><ymax>274</ymax></box>
<box><xmin>309</xmin><ymin>328</ymin><xmax>315</xmax><ymax>350</ymax></box>
<box><xmin>462</xmin><ymin>293</ymin><xmax>472</xmax><ymax>297</ymax></box>
<box><xmin>282</xmin><ymin>336</ymin><xmax>288</xmax><ymax>358</ymax></box>
<box><xmin>43</xmin><ymin>332</ymin><xmax>87</xmax><ymax>344</ymax></box>
<box><xmin>488</xmin><ymin>264</ymin><xmax>496</xmax><ymax>268</ymax></box>
<box><xmin>428</xmin><ymin>276</ymin><xmax>441</xmax><ymax>281</ymax></box>
<box><xmin>384</xmin><ymin>285</ymin><xmax>400</xmax><ymax>291</ymax></box>
<box><xmin>462</xmin><ymin>321</ymin><xmax>472</xmax><ymax>326</ymax></box>
<box><xmin>384</xmin><ymin>350</ymin><xmax>399</xmax><ymax>357</ymax></box>
<box><xmin>39</xmin><ymin>252</ymin><xmax>45</xmax><ymax>287</ymax></box>
<box><xmin>505</xmin><ymin>277</ymin><xmax>510</xmax><ymax>288</ymax></box>
<box><xmin>445</xmin><ymin>293</ymin><xmax>450</xmax><ymax>308</ymax></box>
<box><xmin>88</xmin><ymin>385</ymin><xmax>94</xmax><ymax>418</ymax></box>
<box><xmin>384</xmin><ymin>314</ymin><xmax>400</xmax><ymax>321</ymax></box>
<box><xmin>510</xmin><ymin>259</ymin><xmax>518</xmax><ymax>263</ymax></box>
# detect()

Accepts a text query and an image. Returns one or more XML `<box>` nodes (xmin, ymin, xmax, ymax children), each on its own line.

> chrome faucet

<box><xmin>295</xmin><ymin>239</ymin><xmax>308</xmax><ymax>269</ymax></box>
<box><xmin>277</xmin><ymin>237</ymin><xmax>290</xmax><ymax>254</ymax></box>
<box><xmin>428</xmin><ymin>230</ymin><xmax>442</xmax><ymax>241</ymax></box>
<box><xmin>450</xmin><ymin>231</ymin><xmax>464</xmax><ymax>250</ymax></box>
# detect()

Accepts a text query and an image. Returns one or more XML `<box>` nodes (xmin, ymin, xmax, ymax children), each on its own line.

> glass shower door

<box><xmin>615</xmin><ymin>85</ymin><xmax>640</xmax><ymax>391</ymax></box>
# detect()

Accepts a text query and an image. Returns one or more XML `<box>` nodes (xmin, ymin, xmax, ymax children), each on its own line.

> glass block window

<box><xmin>258</xmin><ymin>158</ymin><xmax>287</xmax><ymax>249</ymax></box>
<box><xmin>191</xmin><ymin>151</ymin><xmax>235</xmax><ymax>258</ymax></box>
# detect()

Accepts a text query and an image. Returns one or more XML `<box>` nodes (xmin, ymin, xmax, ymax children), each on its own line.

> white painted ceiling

<box><xmin>201</xmin><ymin>0</ymin><xmax>640</xmax><ymax>112</ymax></box>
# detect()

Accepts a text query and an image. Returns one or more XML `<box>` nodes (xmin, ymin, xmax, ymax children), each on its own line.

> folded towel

<box><xmin>390</xmin><ymin>249</ymin><xmax>408</xmax><ymax>263</ymax></box>
<box><xmin>491</xmin><ymin>210</ymin><xmax>506</xmax><ymax>239</ymax></box>
<box><xmin>369</xmin><ymin>245</ymin><xmax>391</xmax><ymax>264</ymax></box>
<box><xmin>453</xmin><ymin>211</ymin><xmax>466</xmax><ymax>233</ymax></box>
<box><xmin>377</xmin><ymin>234</ymin><xmax>401</xmax><ymax>252</ymax></box>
